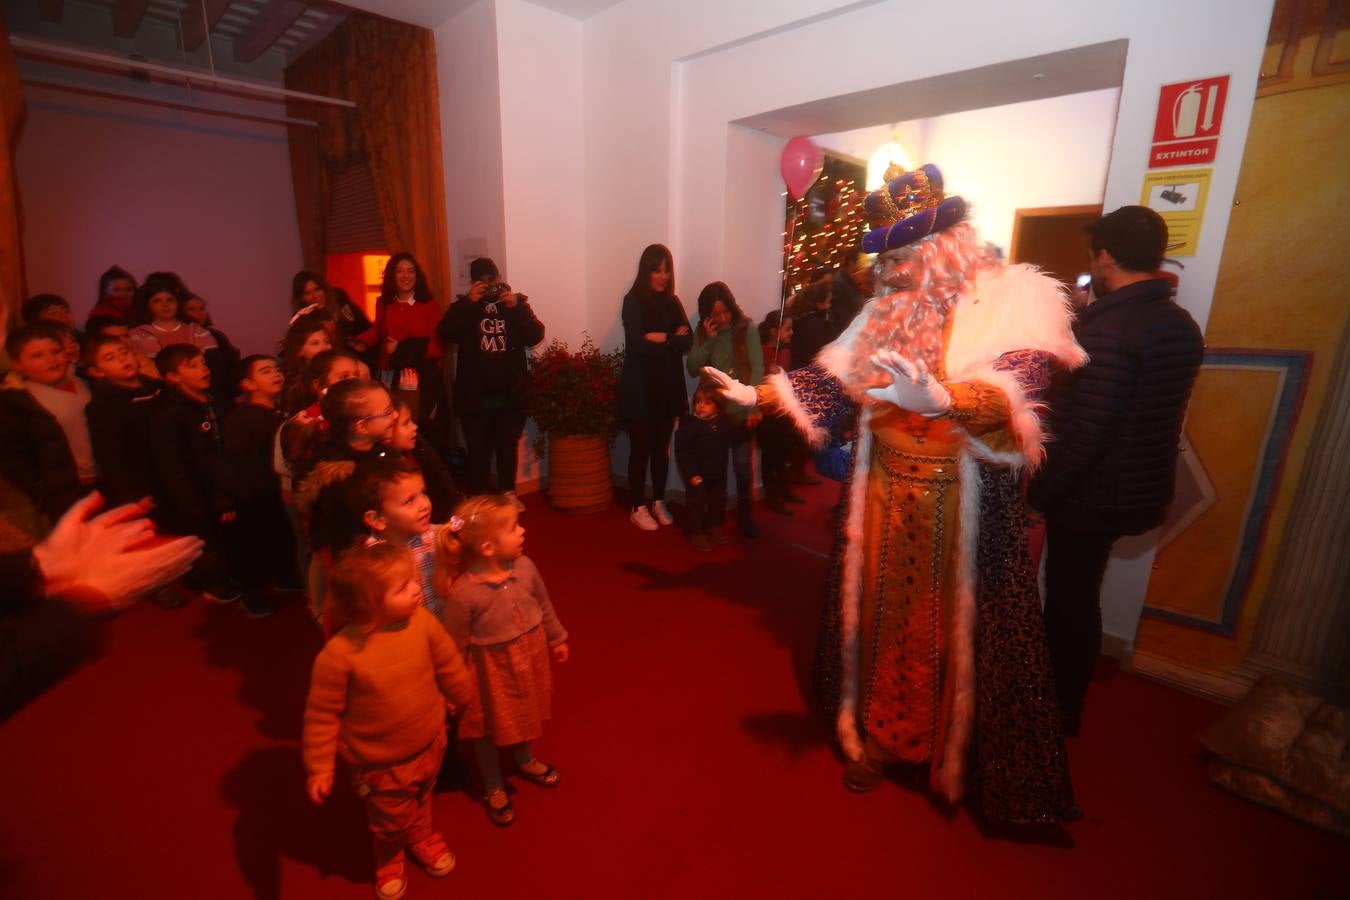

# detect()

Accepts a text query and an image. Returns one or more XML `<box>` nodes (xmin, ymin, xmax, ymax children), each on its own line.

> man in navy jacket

<box><xmin>1029</xmin><ymin>206</ymin><xmax>1204</xmax><ymax>734</ymax></box>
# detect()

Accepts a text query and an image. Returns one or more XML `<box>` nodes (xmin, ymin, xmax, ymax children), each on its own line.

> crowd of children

<box><xmin>0</xmin><ymin>265</ymin><xmax>573</xmax><ymax>900</ymax></box>
<box><xmin>0</xmin><ymin>252</ymin><xmax>855</xmax><ymax>897</ymax></box>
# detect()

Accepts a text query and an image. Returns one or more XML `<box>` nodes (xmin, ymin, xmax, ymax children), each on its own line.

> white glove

<box><xmin>864</xmin><ymin>350</ymin><xmax>952</xmax><ymax>417</ymax></box>
<box><xmin>701</xmin><ymin>367</ymin><xmax>757</xmax><ymax>408</ymax></box>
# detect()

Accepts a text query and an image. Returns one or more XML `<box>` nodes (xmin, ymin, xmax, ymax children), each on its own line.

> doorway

<box><xmin>1010</xmin><ymin>204</ymin><xmax>1103</xmax><ymax>288</ymax></box>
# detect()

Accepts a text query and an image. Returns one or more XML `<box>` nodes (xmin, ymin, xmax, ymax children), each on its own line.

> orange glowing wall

<box><xmin>325</xmin><ymin>252</ymin><xmax>389</xmax><ymax>320</ymax></box>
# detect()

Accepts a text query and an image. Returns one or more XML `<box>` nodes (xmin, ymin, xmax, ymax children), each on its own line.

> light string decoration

<box><xmin>780</xmin><ymin>157</ymin><xmax>868</xmax><ymax>302</ymax></box>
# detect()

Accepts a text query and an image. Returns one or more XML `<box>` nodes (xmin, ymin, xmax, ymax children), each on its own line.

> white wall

<box><xmin>434</xmin><ymin>0</ymin><xmax>508</xmax><ymax>297</ymax></box>
<box><xmin>813</xmin><ymin>123</ymin><xmax>895</xmax><ymax>165</ymax></box>
<box><xmin>14</xmin><ymin>84</ymin><xmax>302</xmax><ymax>356</ymax></box>
<box><xmin>814</xmin><ymin>88</ymin><xmax>1121</xmax><ymax>255</ymax></box>
<box><xmin>924</xmin><ymin>89</ymin><xmax>1118</xmax><ymax>252</ymax></box>
<box><xmin>495</xmin><ymin>0</ymin><xmax>587</xmax><ymax>347</ymax></box>
<box><xmin>584</xmin><ymin>0</ymin><xmax>858</xmax><ymax>346</ymax></box>
<box><xmin>814</xmin><ymin>121</ymin><xmax>928</xmax><ymax>175</ymax></box>
<box><xmin>721</xmin><ymin>124</ymin><xmax>792</xmax><ymax>323</ymax></box>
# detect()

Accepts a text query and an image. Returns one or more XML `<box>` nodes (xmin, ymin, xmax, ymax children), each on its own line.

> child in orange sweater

<box><xmin>436</xmin><ymin>494</ymin><xmax>569</xmax><ymax>827</ymax></box>
<box><xmin>303</xmin><ymin>542</ymin><xmax>475</xmax><ymax>900</ymax></box>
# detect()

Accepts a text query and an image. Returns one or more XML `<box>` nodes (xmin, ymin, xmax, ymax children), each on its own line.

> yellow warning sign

<box><xmin>1140</xmin><ymin>167</ymin><xmax>1211</xmax><ymax>256</ymax></box>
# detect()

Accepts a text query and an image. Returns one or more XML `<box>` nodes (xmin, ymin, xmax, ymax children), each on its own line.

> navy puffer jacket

<box><xmin>1030</xmin><ymin>278</ymin><xmax>1204</xmax><ymax>535</ymax></box>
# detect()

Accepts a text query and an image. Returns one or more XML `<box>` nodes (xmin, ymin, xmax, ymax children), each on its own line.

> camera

<box><xmin>482</xmin><ymin>282</ymin><xmax>528</xmax><ymax>303</ymax></box>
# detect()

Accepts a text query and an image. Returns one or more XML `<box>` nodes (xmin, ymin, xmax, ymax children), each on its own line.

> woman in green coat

<box><xmin>687</xmin><ymin>282</ymin><xmax>764</xmax><ymax>537</ymax></box>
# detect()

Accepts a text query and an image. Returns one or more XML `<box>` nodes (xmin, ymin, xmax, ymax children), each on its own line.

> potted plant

<box><xmin>529</xmin><ymin>336</ymin><xmax>624</xmax><ymax>512</ymax></box>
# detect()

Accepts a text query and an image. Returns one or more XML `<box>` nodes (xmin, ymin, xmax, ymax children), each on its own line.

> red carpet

<box><xmin>1</xmin><ymin>481</ymin><xmax>1345</xmax><ymax>899</ymax></box>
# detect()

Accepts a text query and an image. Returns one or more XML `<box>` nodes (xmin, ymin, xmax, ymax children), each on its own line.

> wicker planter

<box><xmin>545</xmin><ymin>434</ymin><xmax>613</xmax><ymax>514</ymax></box>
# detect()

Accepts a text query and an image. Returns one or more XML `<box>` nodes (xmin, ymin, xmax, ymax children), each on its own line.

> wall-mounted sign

<box><xmin>1140</xmin><ymin>167</ymin><xmax>1212</xmax><ymax>256</ymax></box>
<box><xmin>1149</xmin><ymin>75</ymin><xmax>1230</xmax><ymax>168</ymax></box>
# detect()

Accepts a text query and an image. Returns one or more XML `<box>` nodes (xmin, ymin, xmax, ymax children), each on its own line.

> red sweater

<box><xmin>354</xmin><ymin>300</ymin><xmax>444</xmax><ymax>366</ymax></box>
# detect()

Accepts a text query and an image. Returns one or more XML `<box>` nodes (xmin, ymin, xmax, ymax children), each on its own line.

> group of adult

<box><xmin>614</xmin><ymin>242</ymin><xmax>872</xmax><ymax>535</ymax></box>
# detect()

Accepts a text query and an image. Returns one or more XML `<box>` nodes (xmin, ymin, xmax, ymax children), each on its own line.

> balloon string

<box><xmin>774</xmin><ymin>204</ymin><xmax>799</xmax><ymax>362</ymax></box>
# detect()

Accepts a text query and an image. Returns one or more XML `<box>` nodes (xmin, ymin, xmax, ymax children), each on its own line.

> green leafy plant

<box><xmin>528</xmin><ymin>335</ymin><xmax>624</xmax><ymax>455</ymax></box>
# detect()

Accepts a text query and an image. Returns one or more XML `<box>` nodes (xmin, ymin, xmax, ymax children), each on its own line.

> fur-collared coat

<box><xmin>774</xmin><ymin>258</ymin><xmax>1085</xmax><ymax>824</ymax></box>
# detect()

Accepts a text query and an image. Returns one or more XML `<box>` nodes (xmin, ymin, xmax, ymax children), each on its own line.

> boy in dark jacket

<box><xmin>84</xmin><ymin>334</ymin><xmax>161</xmax><ymax>507</ymax></box>
<box><xmin>674</xmin><ymin>384</ymin><xmax>732</xmax><ymax>552</ymax></box>
<box><xmin>223</xmin><ymin>355</ymin><xmax>296</xmax><ymax>617</ymax></box>
<box><xmin>0</xmin><ymin>324</ymin><xmax>93</xmax><ymax>522</ymax></box>
<box><xmin>150</xmin><ymin>344</ymin><xmax>239</xmax><ymax>602</ymax></box>
<box><xmin>83</xmin><ymin>334</ymin><xmax>188</xmax><ymax>610</ymax></box>
<box><xmin>436</xmin><ymin>256</ymin><xmax>545</xmax><ymax>495</ymax></box>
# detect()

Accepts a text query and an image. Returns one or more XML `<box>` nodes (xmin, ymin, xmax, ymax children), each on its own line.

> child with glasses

<box><xmin>295</xmin><ymin>378</ymin><xmax>399</xmax><ymax>622</ymax></box>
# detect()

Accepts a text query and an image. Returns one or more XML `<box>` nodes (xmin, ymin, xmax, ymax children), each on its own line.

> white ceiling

<box><xmin>737</xmin><ymin>40</ymin><xmax>1129</xmax><ymax>137</ymax></box>
<box><xmin>527</xmin><ymin>0</ymin><xmax>623</xmax><ymax>17</ymax></box>
<box><xmin>338</xmin><ymin>0</ymin><xmax>623</xmax><ymax>28</ymax></box>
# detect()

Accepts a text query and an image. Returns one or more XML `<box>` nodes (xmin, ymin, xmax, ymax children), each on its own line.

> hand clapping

<box><xmin>32</xmin><ymin>493</ymin><xmax>204</xmax><ymax>610</ymax></box>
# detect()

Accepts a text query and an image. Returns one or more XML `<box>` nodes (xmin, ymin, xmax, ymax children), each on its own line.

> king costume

<box><xmin>746</xmin><ymin>165</ymin><xmax>1085</xmax><ymax>824</ymax></box>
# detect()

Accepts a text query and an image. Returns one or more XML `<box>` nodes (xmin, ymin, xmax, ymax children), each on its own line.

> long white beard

<box><xmin>870</xmin><ymin>288</ymin><xmax>956</xmax><ymax>373</ymax></box>
<box><xmin>833</xmin><ymin>223</ymin><xmax>984</xmax><ymax>389</ymax></box>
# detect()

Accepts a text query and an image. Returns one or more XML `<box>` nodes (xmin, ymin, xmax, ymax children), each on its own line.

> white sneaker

<box><xmin>651</xmin><ymin>500</ymin><xmax>674</xmax><ymax>526</ymax></box>
<box><xmin>630</xmin><ymin>505</ymin><xmax>659</xmax><ymax>531</ymax></box>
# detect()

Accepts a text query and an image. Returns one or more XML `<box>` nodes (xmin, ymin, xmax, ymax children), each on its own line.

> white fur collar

<box><xmin>944</xmin><ymin>264</ymin><xmax>1086</xmax><ymax>379</ymax></box>
<box><xmin>816</xmin><ymin>263</ymin><xmax>1086</xmax><ymax>387</ymax></box>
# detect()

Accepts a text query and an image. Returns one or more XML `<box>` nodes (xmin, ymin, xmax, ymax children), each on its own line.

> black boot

<box><xmin>764</xmin><ymin>476</ymin><xmax>794</xmax><ymax>516</ymax></box>
<box><xmin>738</xmin><ymin>499</ymin><xmax>759</xmax><ymax>538</ymax></box>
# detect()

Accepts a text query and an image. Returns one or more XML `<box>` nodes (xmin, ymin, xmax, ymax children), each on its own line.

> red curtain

<box><xmin>283</xmin><ymin>16</ymin><xmax>452</xmax><ymax>305</ymax></box>
<box><xmin>0</xmin><ymin>10</ymin><xmax>26</xmax><ymax>323</ymax></box>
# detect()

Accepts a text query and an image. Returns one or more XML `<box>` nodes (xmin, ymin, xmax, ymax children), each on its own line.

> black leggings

<box><xmin>626</xmin><ymin>417</ymin><xmax>675</xmax><ymax>507</ymax></box>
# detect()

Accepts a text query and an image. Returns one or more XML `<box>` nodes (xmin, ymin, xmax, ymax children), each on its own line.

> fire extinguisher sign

<box><xmin>1148</xmin><ymin>75</ymin><xmax>1230</xmax><ymax>168</ymax></box>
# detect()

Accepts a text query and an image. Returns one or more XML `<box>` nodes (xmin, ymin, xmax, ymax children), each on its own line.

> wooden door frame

<box><xmin>1009</xmin><ymin>203</ymin><xmax>1103</xmax><ymax>263</ymax></box>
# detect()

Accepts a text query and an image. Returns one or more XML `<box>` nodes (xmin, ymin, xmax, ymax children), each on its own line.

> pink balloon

<box><xmin>780</xmin><ymin>135</ymin><xmax>824</xmax><ymax>201</ymax></box>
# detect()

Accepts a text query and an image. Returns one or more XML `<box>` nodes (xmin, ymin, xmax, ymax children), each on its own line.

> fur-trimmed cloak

<box><xmin>775</xmin><ymin>261</ymin><xmax>1085</xmax><ymax>824</ymax></box>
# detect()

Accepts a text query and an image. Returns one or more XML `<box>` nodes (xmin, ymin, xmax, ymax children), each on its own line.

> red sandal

<box><xmin>483</xmin><ymin>788</ymin><xmax>516</xmax><ymax>827</ymax></box>
<box><xmin>517</xmin><ymin>760</ymin><xmax>561</xmax><ymax>788</ymax></box>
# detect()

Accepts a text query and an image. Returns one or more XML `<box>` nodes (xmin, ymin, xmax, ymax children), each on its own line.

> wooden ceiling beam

<box><xmin>285</xmin><ymin>9</ymin><xmax>346</xmax><ymax>65</ymax></box>
<box><xmin>178</xmin><ymin>0</ymin><xmax>232</xmax><ymax>52</ymax></box>
<box><xmin>112</xmin><ymin>0</ymin><xmax>151</xmax><ymax>38</ymax></box>
<box><xmin>232</xmin><ymin>0</ymin><xmax>307</xmax><ymax>63</ymax></box>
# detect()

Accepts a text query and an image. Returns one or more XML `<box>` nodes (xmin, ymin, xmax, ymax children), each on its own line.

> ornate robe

<box><xmin>772</xmin><ymin>263</ymin><xmax>1085</xmax><ymax>824</ymax></box>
